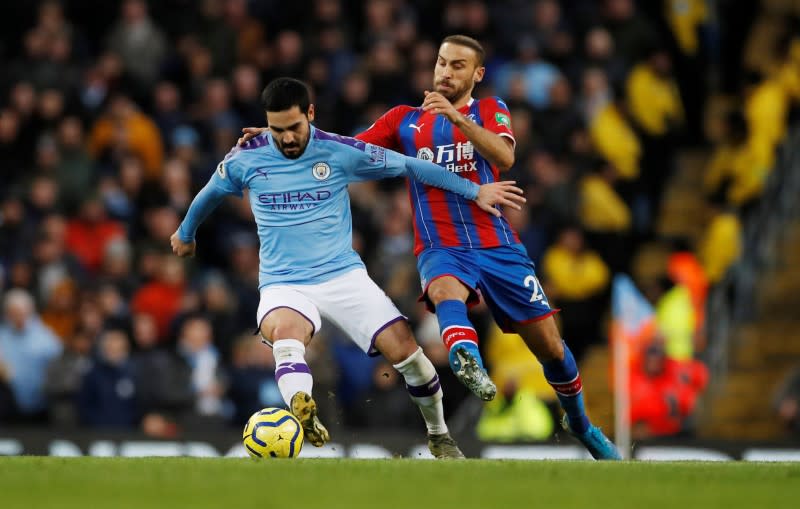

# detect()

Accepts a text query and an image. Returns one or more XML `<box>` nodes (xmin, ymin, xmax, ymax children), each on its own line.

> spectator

<box><xmin>541</xmin><ymin>226</ymin><xmax>610</xmax><ymax>360</ymax></box>
<box><xmin>494</xmin><ymin>37</ymin><xmax>560</xmax><ymax>109</ymax></box>
<box><xmin>349</xmin><ymin>359</ymin><xmax>425</xmax><ymax>431</ymax></box>
<box><xmin>743</xmin><ymin>70</ymin><xmax>790</xmax><ymax>155</ymax></box>
<box><xmin>64</xmin><ymin>195</ymin><xmax>126</xmax><ymax>274</ymax></box>
<box><xmin>130</xmin><ymin>312</ymin><xmax>193</xmax><ymax>437</ymax></box>
<box><xmin>0</xmin><ymin>288</ymin><xmax>62</xmax><ymax>421</ymax></box>
<box><xmin>697</xmin><ymin>203</ymin><xmax>742</xmax><ymax>285</ymax></box>
<box><xmin>626</xmin><ymin>46</ymin><xmax>684</xmax><ymax>139</ymax></box>
<box><xmin>629</xmin><ymin>341</ymin><xmax>709</xmax><ymax>438</ymax></box>
<box><xmin>0</xmin><ymin>352</ymin><xmax>17</xmax><ymax>421</ymax></box>
<box><xmin>774</xmin><ymin>367</ymin><xmax>800</xmax><ymax>435</ymax></box>
<box><xmin>87</xmin><ymin>94</ymin><xmax>164</xmax><ymax>179</ymax></box>
<box><xmin>176</xmin><ymin>315</ymin><xmax>226</xmax><ymax>422</ymax></box>
<box><xmin>40</xmin><ymin>278</ymin><xmax>79</xmax><ymax>341</ymax></box>
<box><xmin>602</xmin><ymin>0</ymin><xmax>658</xmax><ymax>65</ymax></box>
<box><xmin>0</xmin><ymin>194</ymin><xmax>34</xmax><ymax>268</ymax></box>
<box><xmin>704</xmin><ymin>110</ymin><xmax>773</xmax><ymax>209</ymax></box>
<box><xmin>227</xmin><ymin>335</ymin><xmax>283</xmax><ymax>425</ymax></box>
<box><xmin>44</xmin><ymin>328</ymin><xmax>93</xmax><ymax>427</ymax></box>
<box><xmin>626</xmin><ymin>46</ymin><xmax>684</xmax><ymax>210</ymax></box>
<box><xmin>477</xmin><ymin>379</ymin><xmax>554</xmax><ymax>442</ymax></box>
<box><xmin>578</xmin><ymin>159</ymin><xmax>633</xmax><ymax>271</ymax></box>
<box><xmin>54</xmin><ymin>116</ymin><xmax>94</xmax><ymax>215</ymax></box>
<box><xmin>130</xmin><ymin>254</ymin><xmax>186</xmax><ymax>341</ymax></box>
<box><xmin>152</xmin><ymin>81</ymin><xmax>188</xmax><ymax>152</ymax></box>
<box><xmin>107</xmin><ymin>0</ymin><xmax>167</xmax><ymax>89</ymax></box>
<box><xmin>588</xmin><ymin>80</ymin><xmax>642</xmax><ymax>182</ymax></box>
<box><xmin>78</xmin><ymin>328</ymin><xmax>139</xmax><ymax>429</ymax></box>
<box><xmin>651</xmin><ymin>276</ymin><xmax>697</xmax><ymax>362</ymax></box>
<box><xmin>536</xmin><ymin>78</ymin><xmax>583</xmax><ymax>155</ymax></box>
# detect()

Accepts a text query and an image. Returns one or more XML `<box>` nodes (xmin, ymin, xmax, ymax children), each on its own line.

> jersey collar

<box><xmin>457</xmin><ymin>97</ymin><xmax>475</xmax><ymax>111</ymax></box>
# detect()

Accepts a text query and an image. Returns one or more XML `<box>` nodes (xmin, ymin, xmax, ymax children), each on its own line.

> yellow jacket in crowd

<box><xmin>656</xmin><ymin>284</ymin><xmax>696</xmax><ymax>361</ymax></box>
<box><xmin>88</xmin><ymin>110</ymin><xmax>165</xmax><ymax>179</ymax></box>
<box><xmin>698</xmin><ymin>211</ymin><xmax>742</xmax><ymax>284</ymax></box>
<box><xmin>745</xmin><ymin>79</ymin><xmax>789</xmax><ymax>151</ymax></box>
<box><xmin>477</xmin><ymin>387</ymin><xmax>554</xmax><ymax>442</ymax></box>
<box><xmin>590</xmin><ymin>103</ymin><xmax>641</xmax><ymax>180</ymax></box>
<box><xmin>627</xmin><ymin>63</ymin><xmax>684</xmax><ymax>136</ymax></box>
<box><xmin>485</xmin><ymin>325</ymin><xmax>554</xmax><ymax>402</ymax></box>
<box><xmin>704</xmin><ymin>137</ymin><xmax>774</xmax><ymax>205</ymax></box>
<box><xmin>665</xmin><ymin>0</ymin><xmax>708</xmax><ymax>55</ymax></box>
<box><xmin>542</xmin><ymin>245</ymin><xmax>611</xmax><ymax>301</ymax></box>
<box><xmin>579</xmin><ymin>174</ymin><xmax>632</xmax><ymax>233</ymax></box>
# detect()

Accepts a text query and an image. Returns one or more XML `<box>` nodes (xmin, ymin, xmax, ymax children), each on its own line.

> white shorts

<box><xmin>256</xmin><ymin>268</ymin><xmax>405</xmax><ymax>356</ymax></box>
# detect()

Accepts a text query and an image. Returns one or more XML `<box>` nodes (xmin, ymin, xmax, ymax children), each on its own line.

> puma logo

<box><xmin>409</xmin><ymin>123</ymin><xmax>424</xmax><ymax>133</ymax></box>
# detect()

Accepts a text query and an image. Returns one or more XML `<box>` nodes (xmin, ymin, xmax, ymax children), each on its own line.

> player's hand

<box><xmin>422</xmin><ymin>91</ymin><xmax>460</xmax><ymax>123</ymax></box>
<box><xmin>475</xmin><ymin>181</ymin><xmax>525</xmax><ymax>218</ymax></box>
<box><xmin>170</xmin><ymin>231</ymin><xmax>196</xmax><ymax>258</ymax></box>
<box><xmin>237</xmin><ymin>127</ymin><xmax>268</xmax><ymax>146</ymax></box>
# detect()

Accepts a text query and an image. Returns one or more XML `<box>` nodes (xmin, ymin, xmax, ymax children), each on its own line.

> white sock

<box><xmin>393</xmin><ymin>347</ymin><xmax>448</xmax><ymax>435</ymax></box>
<box><xmin>273</xmin><ymin>339</ymin><xmax>313</xmax><ymax>407</ymax></box>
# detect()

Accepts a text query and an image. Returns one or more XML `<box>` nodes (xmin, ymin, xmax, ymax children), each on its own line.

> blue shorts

<box><xmin>417</xmin><ymin>244</ymin><xmax>557</xmax><ymax>333</ymax></box>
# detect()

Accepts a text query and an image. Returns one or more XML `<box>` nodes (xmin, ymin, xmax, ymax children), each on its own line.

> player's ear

<box><xmin>473</xmin><ymin>66</ymin><xmax>485</xmax><ymax>84</ymax></box>
<box><xmin>307</xmin><ymin>104</ymin><xmax>315</xmax><ymax>123</ymax></box>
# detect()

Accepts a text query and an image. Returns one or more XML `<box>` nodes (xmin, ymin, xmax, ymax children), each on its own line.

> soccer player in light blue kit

<box><xmin>170</xmin><ymin>78</ymin><xmax>526</xmax><ymax>458</ymax></box>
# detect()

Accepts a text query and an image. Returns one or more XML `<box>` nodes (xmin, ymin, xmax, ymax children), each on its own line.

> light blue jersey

<box><xmin>178</xmin><ymin>126</ymin><xmax>480</xmax><ymax>289</ymax></box>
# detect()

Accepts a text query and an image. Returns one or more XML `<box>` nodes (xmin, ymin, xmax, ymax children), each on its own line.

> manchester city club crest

<box><xmin>312</xmin><ymin>162</ymin><xmax>331</xmax><ymax>180</ymax></box>
<box><xmin>416</xmin><ymin>147</ymin><xmax>434</xmax><ymax>161</ymax></box>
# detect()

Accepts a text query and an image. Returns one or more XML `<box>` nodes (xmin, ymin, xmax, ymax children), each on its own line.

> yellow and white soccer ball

<box><xmin>243</xmin><ymin>408</ymin><xmax>304</xmax><ymax>458</ymax></box>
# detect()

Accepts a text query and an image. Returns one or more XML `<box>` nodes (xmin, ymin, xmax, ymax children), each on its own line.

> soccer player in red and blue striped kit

<box><xmin>356</xmin><ymin>35</ymin><xmax>619</xmax><ymax>460</ymax></box>
<box><xmin>239</xmin><ymin>35</ymin><xmax>620</xmax><ymax>459</ymax></box>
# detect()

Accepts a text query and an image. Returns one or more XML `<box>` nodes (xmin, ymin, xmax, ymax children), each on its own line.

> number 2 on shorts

<box><xmin>524</xmin><ymin>275</ymin><xmax>549</xmax><ymax>306</ymax></box>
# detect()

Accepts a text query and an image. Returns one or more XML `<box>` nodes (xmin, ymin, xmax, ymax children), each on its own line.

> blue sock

<box><xmin>435</xmin><ymin>299</ymin><xmax>484</xmax><ymax>371</ymax></box>
<box><xmin>542</xmin><ymin>341</ymin><xmax>590</xmax><ymax>434</ymax></box>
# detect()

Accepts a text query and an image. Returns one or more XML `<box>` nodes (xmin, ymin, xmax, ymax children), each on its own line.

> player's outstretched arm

<box><xmin>171</xmin><ymin>182</ymin><xmax>229</xmax><ymax>257</ymax></box>
<box><xmin>402</xmin><ymin>156</ymin><xmax>524</xmax><ymax>218</ymax></box>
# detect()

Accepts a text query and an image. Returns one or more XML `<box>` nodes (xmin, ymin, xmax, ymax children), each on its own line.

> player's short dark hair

<box><xmin>441</xmin><ymin>34</ymin><xmax>485</xmax><ymax>66</ymax></box>
<box><xmin>260</xmin><ymin>77</ymin><xmax>311</xmax><ymax>114</ymax></box>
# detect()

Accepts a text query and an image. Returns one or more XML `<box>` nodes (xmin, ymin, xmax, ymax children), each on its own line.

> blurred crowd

<box><xmin>0</xmin><ymin>0</ymin><xmax>798</xmax><ymax>440</ymax></box>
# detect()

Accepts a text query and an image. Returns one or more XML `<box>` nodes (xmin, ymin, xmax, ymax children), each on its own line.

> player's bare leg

<box><xmin>375</xmin><ymin>320</ymin><xmax>465</xmax><ymax>459</ymax></box>
<box><xmin>513</xmin><ymin>317</ymin><xmax>620</xmax><ymax>460</ymax></box>
<box><xmin>261</xmin><ymin>308</ymin><xmax>329</xmax><ymax>447</ymax></box>
<box><xmin>428</xmin><ymin>276</ymin><xmax>497</xmax><ymax>401</ymax></box>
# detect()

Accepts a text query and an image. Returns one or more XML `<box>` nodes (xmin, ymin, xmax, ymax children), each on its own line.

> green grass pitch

<box><xmin>0</xmin><ymin>457</ymin><xmax>798</xmax><ymax>509</ymax></box>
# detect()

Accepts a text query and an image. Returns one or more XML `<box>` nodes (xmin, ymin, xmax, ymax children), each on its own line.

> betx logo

<box><xmin>417</xmin><ymin>142</ymin><xmax>477</xmax><ymax>173</ymax></box>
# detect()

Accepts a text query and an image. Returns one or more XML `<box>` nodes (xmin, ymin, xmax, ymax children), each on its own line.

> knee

<box><xmin>427</xmin><ymin>285</ymin><xmax>449</xmax><ymax>306</ymax></box>
<box><xmin>427</xmin><ymin>280</ymin><xmax>466</xmax><ymax>306</ymax></box>
<box><xmin>375</xmin><ymin>321</ymin><xmax>419</xmax><ymax>365</ymax></box>
<box><xmin>262</xmin><ymin>319</ymin><xmax>312</xmax><ymax>342</ymax></box>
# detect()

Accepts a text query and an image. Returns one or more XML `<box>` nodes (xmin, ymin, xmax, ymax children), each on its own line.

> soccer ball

<box><xmin>243</xmin><ymin>408</ymin><xmax>304</xmax><ymax>458</ymax></box>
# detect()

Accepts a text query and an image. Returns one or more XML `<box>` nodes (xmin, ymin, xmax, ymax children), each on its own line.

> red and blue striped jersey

<box><xmin>357</xmin><ymin>96</ymin><xmax>520</xmax><ymax>255</ymax></box>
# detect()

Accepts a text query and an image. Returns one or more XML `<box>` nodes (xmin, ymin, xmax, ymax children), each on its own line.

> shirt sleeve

<box><xmin>479</xmin><ymin>96</ymin><xmax>516</xmax><ymax>147</ymax></box>
<box><xmin>177</xmin><ymin>154</ymin><xmax>245</xmax><ymax>242</ymax></box>
<box><xmin>343</xmin><ymin>140</ymin><xmax>408</xmax><ymax>181</ymax></box>
<box><xmin>207</xmin><ymin>153</ymin><xmax>245</xmax><ymax>198</ymax></box>
<box><xmin>355</xmin><ymin>105</ymin><xmax>410</xmax><ymax>150</ymax></box>
<box><xmin>343</xmin><ymin>142</ymin><xmax>479</xmax><ymax>200</ymax></box>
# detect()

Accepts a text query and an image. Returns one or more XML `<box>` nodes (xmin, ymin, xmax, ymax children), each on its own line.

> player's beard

<box><xmin>276</xmin><ymin>136</ymin><xmax>308</xmax><ymax>159</ymax></box>
<box><xmin>435</xmin><ymin>80</ymin><xmax>472</xmax><ymax>105</ymax></box>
